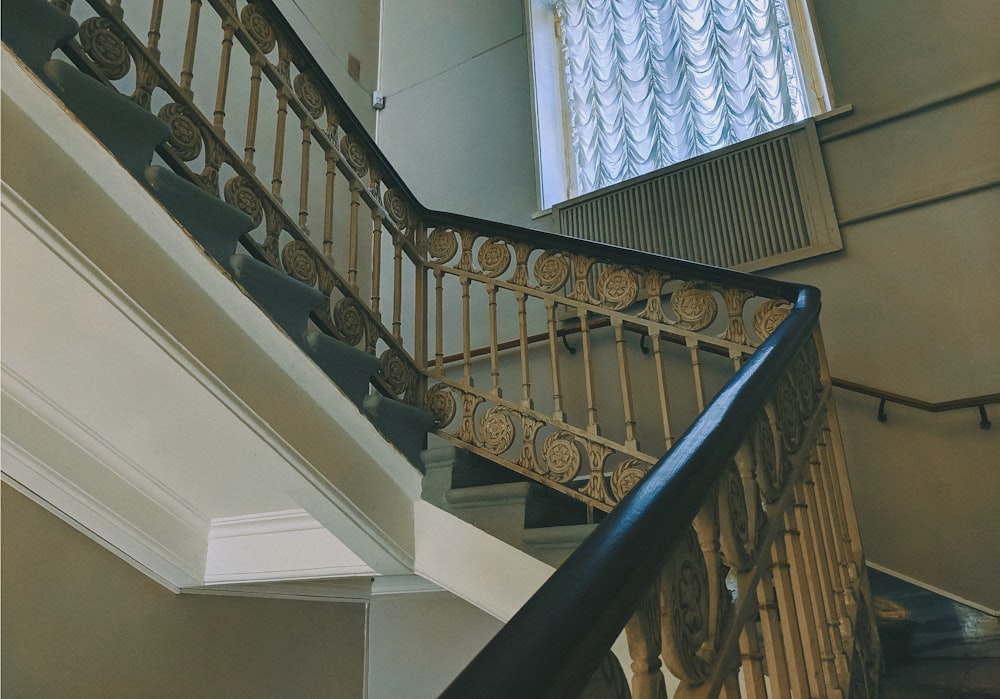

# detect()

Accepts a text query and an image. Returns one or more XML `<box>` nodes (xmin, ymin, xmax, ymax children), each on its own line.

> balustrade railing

<box><xmin>36</xmin><ymin>1</ymin><xmax>881</xmax><ymax>695</ymax></box>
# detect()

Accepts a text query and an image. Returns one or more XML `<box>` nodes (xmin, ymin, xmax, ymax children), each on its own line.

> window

<box><xmin>527</xmin><ymin>0</ymin><xmax>832</xmax><ymax>209</ymax></box>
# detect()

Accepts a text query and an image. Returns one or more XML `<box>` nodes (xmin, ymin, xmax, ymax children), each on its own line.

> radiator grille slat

<box><xmin>554</xmin><ymin>121</ymin><xmax>842</xmax><ymax>272</ymax></box>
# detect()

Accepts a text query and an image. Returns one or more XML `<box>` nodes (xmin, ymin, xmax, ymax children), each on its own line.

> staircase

<box><xmin>3</xmin><ymin>1</ymin><xmax>887</xmax><ymax>696</ymax></box>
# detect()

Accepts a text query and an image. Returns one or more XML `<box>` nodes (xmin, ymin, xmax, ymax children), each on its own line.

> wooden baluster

<box><xmin>624</xmin><ymin>582</ymin><xmax>668</xmax><ymax>699</ymax></box>
<box><xmin>780</xmin><ymin>511</ymin><xmax>831</xmax><ymax>698</ymax></box>
<box><xmin>756</xmin><ymin>569</ymin><xmax>794</xmax><ymax>699</ymax></box>
<box><xmin>147</xmin><ymin>0</ymin><xmax>165</xmax><ymax>58</ymax></box>
<box><xmin>413</xmin><ymin>227</ymin><xmax>429</xmax><ymax>380</ymax></box>
<box><xmin>487</xmin><ymin>285</ymin><xmax>501</xmax><ymax>397</ymax></box>
<box><xmin>347</xmin><ymin>179</ymin><xmax>361</xmax><ymax>290</ymax></box>
<box><xmin>243</xmin><ymin>57</ymin><xmax>263</xmax><ymax>172</ymax></box>
<box><xmin>322</xmin><ymin>111</ymin><xmax>339</xmax><ymax>258</ymax></box>
<box><xmin>370</xmin><ymin>210</ymin><xmax>383</xmax><ymax>317</ymax></box>
<box><xmin>802</xmin><ymin>466</ymin><xmax>852</xmax><ymax>687</ymax></box>
<box><xmin>434</xmin><ymin>270</ymin><xmax>445</xmax><ymax>372</ymax></box>
<box><xmin>822</xmin><ymin>407</ymin><xmax>864</xmax><ymax>583</ymax></box>
<box><xmin>461</xmin><ymin>277</ymin><xmax>473</xmax><ymax>386</ymax></box>
<box><xmin>819</xmin><ymin>424</ymin><xmax>860</xmax><ymax>616</ymax></box>
<box><xmin>769</xmin><ymin>536</ymin><xmax>814</xmax><ymax>699</ymax></box>
<box><xmin>213</xmin><ymin>17</ymin><xmax>237</xmax><ymax>136</ymax></box>
<box><xmin>687</xmin><ymin>336</ymin><xmax>707</xmax><ymax>412</ymax></box>
<box><xmin>545</xmin><ymin>300</ymin><xmax>565</xmax><ymax>422</ymax></box>
<box><xmin>271</xmin><ymin>86</ymin><xmax>289</xmax><ymax>201</ymax></box>
<box><xmin>816</xmin><ymin>430</ymin><xmax>858</xmax><ymax>625</ymax></box>
<box><xmin>179</xmin><ymin>0</ymin><xmax>202</xmax><ymax>99</ymax></box>
<box><xmin>517</xmin><ymin>293</ymin><xmax>533</xmax><ymax>409</ymax></box>
<box><xmin>578</xmin><ymin>308</ymin><xmax>600</xmax><ymax>435</ymax></box>
<box><xmin>731</xmin><ymin>347</ymin><xmax>744</xmax><ymax>373</ymax></box>
<box><xmin>298</xmin><ymin>121</ymin><xmax>312</xmax><ymax>233</ymax></box>
<box><xmin>738</xmin><ymin>621</ymin><xmax>768</xmax><ymax>699</ymax></box>
<box><xmin>612</xmin><ymin>317</ymin><xmax>638</xmax><ymax>451</ymax></box>
<box><xmin>322</xmin><ymin>149</ymin><xmax>336</xmax><ymax>258</ymax></box>
<box><xmin>789</xmin><ymin>485</ymin><xmax>847</xmax><ymax>698</ymax></box>
<box><xmin>392</xmin><ymin>239</ymin><xmax>403</xmax><ymax>341</ymax></box>
<box><xmin>651</xmin><ymin>332</ymin><xmax>675</xmax><ymax>451</ymax></box>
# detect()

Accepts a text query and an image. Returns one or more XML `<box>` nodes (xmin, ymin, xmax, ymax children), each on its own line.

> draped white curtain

<box><xmin>556</xmin><ymin>0</ymin><xmax>807</xmax><ymax>195</ymax></box>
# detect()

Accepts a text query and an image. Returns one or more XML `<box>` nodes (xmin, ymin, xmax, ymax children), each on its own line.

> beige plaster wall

<box><xmin>1</xmin><ymin>485</ymin><xmax>367</xmax><ymax>698</ymax></box>
<box><xmin>373</xmin><ymin>0</ymin><xmax>1000</xmax><ymax>610</ymax></box>
<box><xmin>367</xmin><ymin>591</ymin><xmax>503</xmax><ymax>698</ymax></box>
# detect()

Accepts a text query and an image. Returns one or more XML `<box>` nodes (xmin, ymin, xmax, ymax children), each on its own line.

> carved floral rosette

<box><xmin>157</xmin><ymin>103</ymin><xmax>203</xmax><ymax>161</ymax></box>
<box><xmin>79</xmin><ymin>17</ymin><xmax>131</xmax><ymax>81</ymax></box>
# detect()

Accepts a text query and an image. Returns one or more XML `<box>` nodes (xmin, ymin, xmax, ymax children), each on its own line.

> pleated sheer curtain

<box><xmin>550</xmin><ymin>0</ymin><xmax>811</xmax><ymax>199</ymax></box>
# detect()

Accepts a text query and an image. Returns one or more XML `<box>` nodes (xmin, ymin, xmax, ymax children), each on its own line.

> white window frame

<box><xmin>525</xmin><ymin>0</ymin><xmax>836</xmax><ymax>212</ymax></box>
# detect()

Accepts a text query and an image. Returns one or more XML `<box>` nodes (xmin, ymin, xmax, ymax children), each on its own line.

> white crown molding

<box><xmin>370</xmin><ymin>575</ymin><xmax>444</xmax><ymax>596</ymax></box>
<box><xmin>183</xmin><ymin>578</ymin><xmax>373</xmax><ymax>602</ymax></box>
<box><xmin>2</xmin><ymin>363</ymin><xmax>209</xmax><ymax>536</ymax></box>
<box><xmin>1</xmin><ymin>440</ymin><xmax>203</xmax><ymax>591</ymax></box>
<box><xmin>205</xmin><ymin>509</ymin><xmax>376</xmax><ymax>584</ymax></box>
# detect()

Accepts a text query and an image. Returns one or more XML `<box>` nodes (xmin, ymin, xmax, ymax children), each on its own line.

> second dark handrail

<box><xmin>832</xmin><ymin>378</ymin><xmax>997</xmax><ymax>429</ymax></box>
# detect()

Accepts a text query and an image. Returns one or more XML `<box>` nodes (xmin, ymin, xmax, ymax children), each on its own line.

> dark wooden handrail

<box><xmin>440</xmin><ymin>287</ymin><xmax>821</xmax><ymax>698</ymax></box>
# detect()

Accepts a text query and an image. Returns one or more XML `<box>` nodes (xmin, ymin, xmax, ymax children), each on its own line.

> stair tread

<box><xmin>144</xmin><ymin>165</ymin><xmax>255</xmax><ymax>271</ymax></box>
<box><xmin>445</xmin><ymin>481</ymin><xmax>534</xmax><ymax>507</ymax></box>
<box><xmin>303</xmin><ymin>330</ymin><xmax>379</xmax><ymax>408</ymax></box>
<box><xmin>229</xmin><ymin>253</ymin><xmax>324</xmax><ymax>344</ymax></box>
<box><xmin>1</xmin><ymin>0</ymin><xmax>78</xmax><ymax>75</ymax></box>
<box><xmin>363</xmin><ymin>393</ymin><xmax>434</xmax><ymax>470</ymax></box>
<box><xmin>41</xmin><ymin>59</ymin><xmax>170</xmax><ymax>177</ymax></box>
<box><xmin>522</xmin><ymin>523</ymin><xmax>599</xmax><ymax>546</ymax></box>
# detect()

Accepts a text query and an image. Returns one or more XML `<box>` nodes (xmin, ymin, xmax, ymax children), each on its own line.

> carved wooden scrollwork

<box><xmin>157</xmin><ymin>103</ymin><xmax>202</xmax><ymax>161</ymax></box>
<box><xmin>568</xmin><ymin>254</ymin><xmax>597</xmax><ymax>302</ymax></box>
<box><xmin>424</xmin><ymin>383</ymin><xmax>457</xmax><ymax>429</ymax></box>
<box><xmin>332</xmin><ymin>296</ymin><xmax>365</xmax><ymax>347</ymax></box>
<box><xmin>610</xmin><ymin>458</ymin><xmax>651</xmax><ymax>503</ymax></box>
<box><xmin>597</xmin><ymin>265</ymin><xmax>639</xmax><ymax>310</ymax></box>
<box><xmin>223</xmin><ymin>175</ymin><xmax>264</xmax><ymax>226</ymax></box>
<box><xmin>131</xmin><ymin>54</ymin><xmax>159</xmax><ymax>109</ymax></box>
<box><xmin>717</xmin><ymin>288</ymin><xmax>754</xmax><ymax>345</ymax></box>
<box><xmin>477</xmin><ymin>238</ymin><xmax>511</xmax><ymax>278</ymax></box>
<box><xmin>718</xmin><ymin>460</ymin><xmax>757</xmax><ymax>572</ymax></box>
<box><xmin>293</xmin><ymin>72</ymin><xmax>324</xmax><ymax>119</ymax></box>
<box><xmin>516</xmin><ymin>414</ymin><xmax>544</xmax><ymax>473</ymax></box>
<box><xmin>457</xmin><ymin>391</ymin><xmax>485</xmax><ymax>444</ymax></box>
<box><xmin>79</xmin><ymin>18</ymin><xmax>131</xmax><ymax>80</ymax></box>
<box><xmin>281</xmin><ymin>240</ymin><xmax>318</xmax><ymax>287</ymax></box>
<box><xmin>750</xmin><ymin>410</ymin><xmax>782</xmax><ymax>503</ymax></box>
<box><xmin>427</xmin><ymin>228</ymin><xmax>459</xmax><ymax>264</ymax></box>
<box><xmin>509</xmin><ymin>243</ymin><xmax>531</xmax><ymax>286</ymax></box>
<box><xmin>752</xmin><ymin>298</ymin><xmax>792</xmax><ymax>342</ymax></box>
<box><xmin>340</xmin><ymin>133</ymin><xmax>369</xmax><ymax>176</ymax></box>
<box><xmin>379</xmin><ymin>348</ymin><xmax>415</xmax><ymax>397</ymax></box>
<box><xmin>637</xmin><ymin>271</ymin><xmax>670</xmax><ymax>323</ymax></box>
<box><xmin>480</xmin><ymin>405</ymin><xmax>515</xmax><ymax>455</ymax></box>
<box><xmin>382</xmin><ymin>188</ymin><xmax>409</xmax><ymax>227</ymax></box>
<box><xmin>659</xmin><ymin>526</ymin><xmax>713</xmax><ymax>684</ymax></box>
<box><xmin>670</xmin><ymin>281</ymin><xmax>718</xmax><ymax>331</ymax></box>
<box><xmin>580</xmin><ymin>441</ymin><xmax>614</xmax><ymax>503</ymax></box>
<box><xmin>533</xmin><ymin>251</ymin><xmax>570</xmax><ymax>292</ymax></box>
<box><xmin>541</xmin><ymin>430</ymin><xmax>582</xmax><ymax>483</ymax></box>
<box><xmin>774</xmin><ymin>371</ymin><xmax>803</xmax><ymax>455</ymax></box>
<box><xmin>240</xmin><ymin>4</ymin><xmax>277</xmax><ymax>54</ymax></box>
